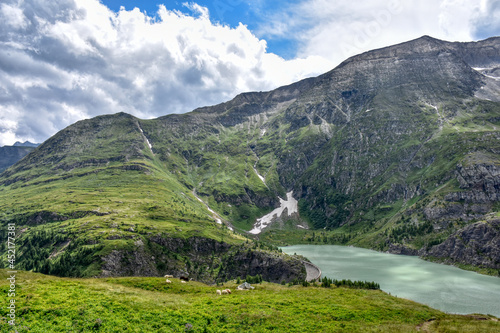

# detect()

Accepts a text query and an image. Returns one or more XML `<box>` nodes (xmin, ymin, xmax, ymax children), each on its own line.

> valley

<box><xmin>0</xmin><ymin>35</ymin><xmax>500</xmax><ymax>330</ymax></box>
<box><xmin>2</xmin><ymin>36</ymin><xmax>499</xmax><ymax>278</ymax></box>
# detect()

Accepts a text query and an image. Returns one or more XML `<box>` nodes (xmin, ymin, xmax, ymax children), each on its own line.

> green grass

<box><xmin>0</xmin><ymin>165</ymin><xmax>237</xmax><ymax>242</ymax></box>
<box><xmin>1</xmin><ymin>270</ymin><xmax>498</xmax><ymax>332</ymax></box>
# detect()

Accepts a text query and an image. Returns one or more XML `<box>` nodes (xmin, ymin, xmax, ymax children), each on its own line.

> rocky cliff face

<box><xmin>386</xmin><ymin>155</ymin><xmax>500</xmax><ymax>270</ymax></box>
<box><xmin>425</xmin><ymin>219</ymin><xmax>500</xmax><ymax>269</ymax></box>
<box><xmin>100</xmin><ymin>235</ymin><xmax>306</xmax><ymax>283</ymax></box>
<box><xmin>447</xmin><ymin>163</ymin><xmax>500</xmax><ymax>203</ymax></box>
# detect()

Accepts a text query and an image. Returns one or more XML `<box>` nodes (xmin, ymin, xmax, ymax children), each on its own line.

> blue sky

<box><xmin>0</xmin><ymin>0</ymin><xmax>500</xmax><ymax>145</ymax></box>
<box><xmin>100</xmin><ymin>0</ymin><xmax>303</xmax><ymax>59</ymax></box>
<box><xmin>101</xmin><ymin>1</ymin><xmax>254</xmax><ymax>26</ymax></box>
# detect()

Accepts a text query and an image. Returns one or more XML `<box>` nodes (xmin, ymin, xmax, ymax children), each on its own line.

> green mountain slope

<box><xmin>1</xmin><ymin>36</ymin><xmax>500</xmax><ymax>277</ymax></box>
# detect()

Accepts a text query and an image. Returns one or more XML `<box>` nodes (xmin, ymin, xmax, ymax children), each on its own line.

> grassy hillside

<box><xmin>1</xmin><ymin>270</ymin><xmax>499</xmax><ymax>332</ymax></box>
<box><xmin>0</xmin><ymin>113</ymin><xmax>260</xmax><ymax>280</ymax></box>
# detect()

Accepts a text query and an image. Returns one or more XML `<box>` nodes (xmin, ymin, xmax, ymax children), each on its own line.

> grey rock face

<box><xmin>425</xmin><ymin>219</ymin><xmax>500</xmax><ymax>269</ymax></box>
<box><xmin>100</xmin><ymin>235</ymin><xmax>306</xmax><ymax>283</ymax></box>
<box><xmin>446</xmin><ymin>164</ymin><xmax>500</xmax><ymax>203</ymax></box>
<box><xmin>223</xmin><ymin>250</ymin><xmax>306</xmax><ymax>283</ymax></box>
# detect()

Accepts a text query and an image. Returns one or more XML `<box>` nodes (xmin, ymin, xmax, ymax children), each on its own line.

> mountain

<box><xmin>1</xmin><ymin>36</ymin><xmax>499</xmax><ymax>278</ymax></box>
<box><xmin>0</xmin><ymin>142</ymin><xmax>39</xmax><ymax>173</ymax></box>
<box><xmin>12</xmin><ymin>141</ymin><xmax>39</xmax><ymax>147</ymax></box>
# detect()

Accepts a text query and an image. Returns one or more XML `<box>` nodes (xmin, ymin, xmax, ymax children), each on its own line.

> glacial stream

<box><xmin>282</xmin><ymin>245</ymin><xmax>500</xmax><ymax>317</ymax></box>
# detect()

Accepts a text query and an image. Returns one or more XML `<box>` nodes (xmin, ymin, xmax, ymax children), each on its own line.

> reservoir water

<box><xmin>282</xmin><ymin>245</ymin><xmax>500</xmax><ymax>317</ymax></box>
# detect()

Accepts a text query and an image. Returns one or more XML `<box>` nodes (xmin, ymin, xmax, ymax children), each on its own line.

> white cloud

<box><xmin>0</xmin><ymin>2</ymin><xmax>28</xmax><ymax>30</ymax></box>
<box><xmin>0</xmin><ymin>106</ymin><xmax>20</xmax><ymax>147</ymax></box>
<box><xmin>470</xmin><ymin>0</ymin><xmax>500</xmax><ymax>39</ymax></box>
<box><xmin>182</xmin><ymin>2</ymin><xmax>210</xmax><ymax>19</ymax></box>
<box><xmin>438</xmin><ymin>0</ymin><xmax>478</xmax><ymax>40</ymax></box>
<box><xmin>257</xmin><ymin>0</ymin><xmax>497</xmax><ymax>66</ymax></box>
<box><xmin>0</xmin><ymin>0</ymin><xmax>330</xmax><ymax>145</ymax></box>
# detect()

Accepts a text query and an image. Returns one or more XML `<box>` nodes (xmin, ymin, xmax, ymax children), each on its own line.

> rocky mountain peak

<box><xmin>320</xmin><ymin>35</ymin><xmax>485</xmax><ymax>95</ymax></box>
<box><xmin>337</xmin><ymin>35</ymin><xmax>447</xmax><ymax>66</ymax></box>
<box><xmin>12</xmin><ymin>141</ymin><xmax>39</xmax><ymax>147</ymax></box>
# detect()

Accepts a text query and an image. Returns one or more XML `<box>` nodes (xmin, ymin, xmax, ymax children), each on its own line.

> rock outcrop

<box><xmin>445</xmin><ymin>164</ymin><xmax>500</xmax><ymax>203</ymax></box>
<box><xmin>100</xmin><ymin>235</ymin><xmax>306</xmax><ymax>283</ymax></box>
<box><xmin>425</xmin><ymin>219</ymin><xmax>500</xmax><ymax>269</ymax></box>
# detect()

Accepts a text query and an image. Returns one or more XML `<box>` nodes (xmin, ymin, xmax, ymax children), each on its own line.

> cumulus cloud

<box><xmin>471</xmin><ymin>0</ymin><xmax>500</xmax><ymax>40</ymax></box>
<box><xmin>0</xmin><ymin>0</ymin><xmax>332</xmax><ymax>146</ymax></box>
<box><xmin>257</xmin><ymin>0</ymin><xmax>498</xmax><ymax>65</ymax></box>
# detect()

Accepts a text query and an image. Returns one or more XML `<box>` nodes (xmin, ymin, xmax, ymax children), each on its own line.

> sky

<box><xmin>1</xmin><ymin>0</ymin><xmax>499</xmax><ymax>146</ymax></box>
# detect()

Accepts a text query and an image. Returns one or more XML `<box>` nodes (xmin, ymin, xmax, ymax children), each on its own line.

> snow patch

<box><xmin>249</xmin><ymin>191</ymin><xmax>298</xmax><ymax>234</ymax></box>
<box><xmin>296</xmin><ymin>225</ymin><xmax>309</xmax><ymax>229</ymax></box>
<box><xmin>138</xmin><ymin>124</ymin><xmax>153</xmax><ymax>150</ymax></box>
<box><xmin>483</xmin><ymin>74</ymin><xmax>500</xmax><ymax>81</ymax></box>
<box><xmin>253</xmin><ymin>167</ymin><xmax>265</xmax><ymax>184</ymax></box>
<box><xmin>425</xmin><ymin>102</ymin><xmax>438</xmax><ymax>111</ymax></box>
<box><xmin>424</xmin><ymin>102</ymin><xmax>443</xmax><ymax>131</ymax></box>
<box><xmin>473</xmin><ymin>67</ymin><xmax>500</xmax><ymax>80</ymax></box>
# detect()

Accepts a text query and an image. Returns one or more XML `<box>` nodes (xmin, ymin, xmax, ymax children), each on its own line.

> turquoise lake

<box><xmin>282</xmin><ymin>245</ymin><xmax>500</xmax><ymax>317</ymax></box>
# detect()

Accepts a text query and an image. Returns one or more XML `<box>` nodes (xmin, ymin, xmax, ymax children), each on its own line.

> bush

<box><xmin>321</xmin><ymin>277</ymin><xmax>332</xmax><ymax>288</ymax></box>
<box><xmin>321</xmin><ymin>276</ymin><xmax>380</xmax><ymax>290</ymax></box>
<box><xmin>245</xmin><ymin>274</ymin><xmax>263</xmax><ymax>284</ymax></box>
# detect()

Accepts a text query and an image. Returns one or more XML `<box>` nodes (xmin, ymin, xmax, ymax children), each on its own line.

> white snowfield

<box><xmin>249</xmin><ymin>191</ymin><xmax>298</xmax><ymax>234</ymax></box>
<box><xmin>473</xmin><ymin>67</ymin><xmax>500</xmax><ymax>80</ymax></box>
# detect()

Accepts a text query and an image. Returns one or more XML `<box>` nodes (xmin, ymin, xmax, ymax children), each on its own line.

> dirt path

<box><xmin>416</xmin><ymin>318</ymin><xmax>435</xmax><ymax>332</ymax></box>
<box><xmin>416</xmin><ymin>316</ymin><xmax>499</xmax><ymax>332</ymax></box>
